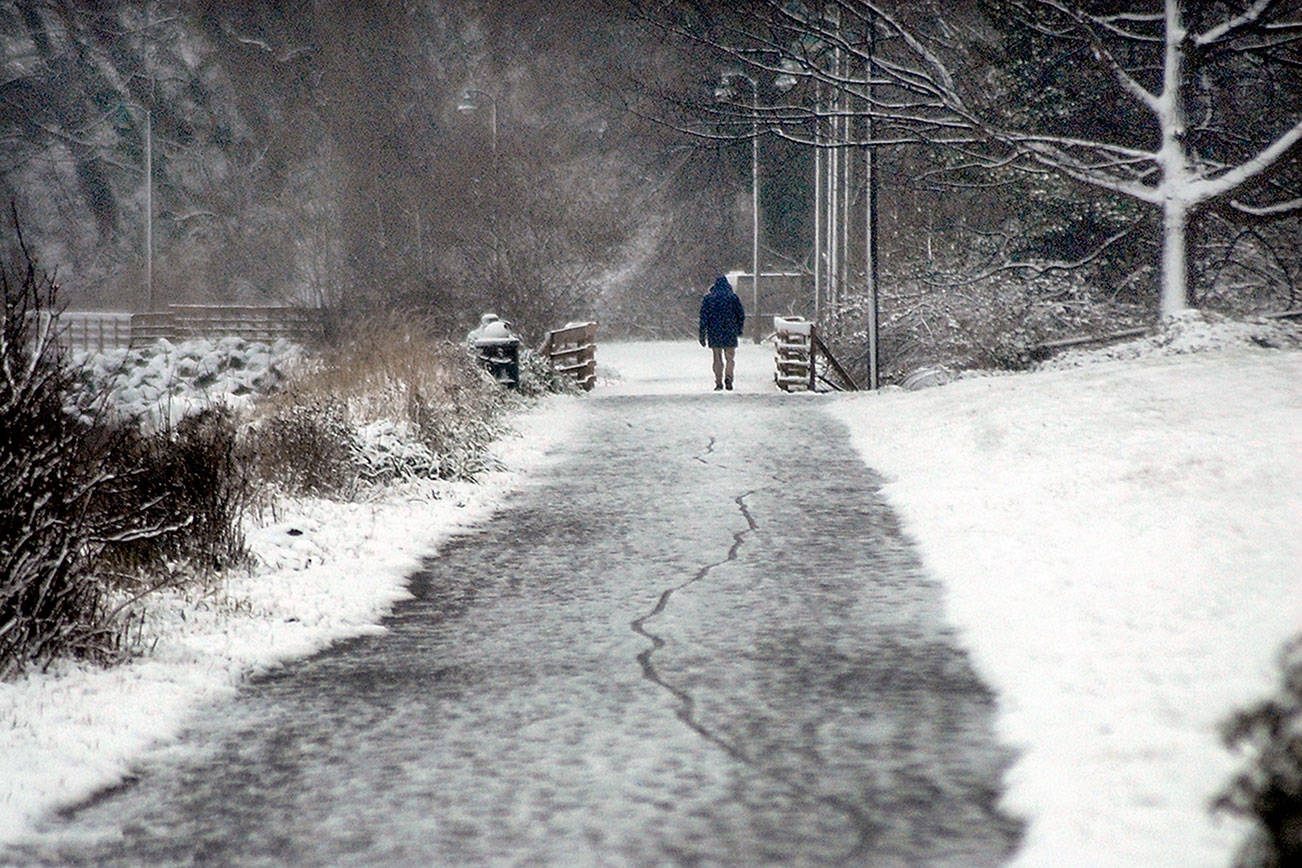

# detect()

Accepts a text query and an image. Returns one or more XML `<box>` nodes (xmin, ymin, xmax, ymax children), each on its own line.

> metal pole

<box><xmin>750</xmin><ymin>83</ymin><xmax>760</xmax><ymax>342</ymax></box>
<box><xmin>145</xmin><ymin>107</ymin><xmax>153</xmax><ymax>311</ymax></box>
<box><xmin>865</xmin><ymin>13</ymin><xmax>880</xmax><ymax>390</ymax></box>
<box><xmin>813</xmin><ymin>104</ymin><xmax>822</xmax><ymax>322</ymax></box>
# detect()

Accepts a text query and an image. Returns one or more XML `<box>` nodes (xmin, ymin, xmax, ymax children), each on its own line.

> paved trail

<box><xmin>10</xmin><ymin>390</ymin><xmax>1021</xmax><ymax>866</ymax></box>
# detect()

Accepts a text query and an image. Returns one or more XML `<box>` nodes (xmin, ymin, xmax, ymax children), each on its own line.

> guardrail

<box><xmin>540</xmin><ymin>321</ymin><xmax>596</xmax><ymax>390</ymax></box>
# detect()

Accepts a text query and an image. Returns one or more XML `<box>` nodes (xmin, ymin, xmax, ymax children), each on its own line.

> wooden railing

<box><xmin>42</xmin><ymin>312</ymin><xmax>134</xmax><ymax>352</ymax></box>
<box><xmin>540</xmin><ymin>322</ymin><xmax>597</xmax><ymax>391</ymax></box>
<box><xmin>773</xmin><ymin>316</ymin><xmax>858</xmax><ymax>392</ymax></box>
<box><xmin>34</xmin><ymin>305</ymin><xmax>325</xmax><ymax>352</ymax></box>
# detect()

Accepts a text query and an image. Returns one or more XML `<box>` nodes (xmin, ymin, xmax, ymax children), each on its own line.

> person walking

<box><xmin>698</xmin><ymin>275</ymin><xmax>746</xmax><ymax>391</ymax></box>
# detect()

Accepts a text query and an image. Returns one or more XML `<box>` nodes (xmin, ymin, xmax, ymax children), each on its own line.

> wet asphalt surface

<box><xmin>9</xmin><ymin>393</ymin><xmax>1022</xmax><ymax>866</ymax></box>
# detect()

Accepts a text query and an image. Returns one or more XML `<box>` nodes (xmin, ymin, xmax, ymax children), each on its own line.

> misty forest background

<box><xmin>4</xmin><ymin>0</ymin><xmax>1301</xmax><ymax>380</ymax></box>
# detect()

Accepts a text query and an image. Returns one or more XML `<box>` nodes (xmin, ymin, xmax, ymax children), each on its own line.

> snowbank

<box><xmin>67</xmin><ymin>337</ymin><xmax>304</xmax><ymax>428</ymax></box>
<box><xmin>827</xmin><ymin>338</ymin><xmax>1302</xmax><ymax>867</ymax></box>
<box><xmin>0</xmin><ymin>395</ymin><xmax>581</xmax><ymax>845</ymax></box>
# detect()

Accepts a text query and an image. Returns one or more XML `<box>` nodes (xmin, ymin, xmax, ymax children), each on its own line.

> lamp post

<box><xmin>457</xmin><ymin>88</ymin><xmax>497</xmax><ymax>159</ymax></box>
<box><xmin>144</xmin><ymin>106</ymin><xmax>153</xmax><ymax>311</ymax></box>
<box><xmin>717</xmin><ymin>71</ymin><xmax>761</xmax><ymax>342</ymax></box>
<box><xmin>776</xmin><ymin>36</ymin><xmax>878</xmax><ymax>390</ymax></box>
<box><xmin>457</xmin><ymin>88</ymin><xmax>502</xmax><ymax>304</ymax></box>
<box><xmin>117</xmin><ymin>102</ymin><xmax>155</xmax><ymax>311</ymax></box>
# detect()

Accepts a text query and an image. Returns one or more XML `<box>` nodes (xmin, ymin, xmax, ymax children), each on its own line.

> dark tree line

<box><xmin>0</xmin><ymin>0</ymin><xmax>750</xmax><ymax>340</ymax></box>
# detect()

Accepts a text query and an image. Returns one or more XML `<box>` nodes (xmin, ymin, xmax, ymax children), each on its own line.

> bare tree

<box><xmin>651</xmin><ymin>0</ymin><xmax>1302</xmax><ymax>319</ymax></box>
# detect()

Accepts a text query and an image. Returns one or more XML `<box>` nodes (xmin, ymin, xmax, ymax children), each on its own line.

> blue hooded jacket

<box><xmin>699</xmin><ymin>276</ymin><xmax>746</xmax><ymax>348</ymax></box>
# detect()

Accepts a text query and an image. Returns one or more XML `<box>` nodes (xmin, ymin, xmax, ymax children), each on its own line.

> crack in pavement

<box><xmin>693</xmin><ymin>436</ymin><xmax>717</xmax><ymax>464</ymax></box>
<box><xmin>630</xmin><ymin>489</ymin><xmax>757</xmax><ymax>763</ymax></box>
<box><xmin>629</xmin><ymin>487</ymin><xmax>883</xmax><ymax>862</ymax></box>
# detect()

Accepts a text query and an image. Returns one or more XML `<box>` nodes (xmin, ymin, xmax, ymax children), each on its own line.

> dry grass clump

<box><xmin>249</xmin><ymin>312</ymin><xmax>513</xmax><ymax>494</ymax></box>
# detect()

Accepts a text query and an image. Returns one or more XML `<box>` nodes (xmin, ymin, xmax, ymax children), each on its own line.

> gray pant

<box><xmin>711</xmin><ymin>346</ymin><xmax>735</xmax><ymax>384</ymax></box>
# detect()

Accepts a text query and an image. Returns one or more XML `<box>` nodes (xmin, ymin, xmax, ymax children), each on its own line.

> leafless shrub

<box><xmin>94</xmin><ymin>407</ymin><xmax>252</xmax><ymax>579</ymax></box>
<box><xmin>247</xmin><ymin>401</ymin><xmax>360</xmax><ymax>498</ymax></box>
<box><xmin>1217</xmin><ymin>638</ymin><xmax>1302</xmax><ymax>868</ymax></box>
<box><xmin>1</xmin><ymin>217</ymin><xmax>251</xmax><ymax>677</ymax></box>
<box><xmin>0</xmin><ymin>228</ymin><xmax>117</xmax><ymax>675</ymax></box>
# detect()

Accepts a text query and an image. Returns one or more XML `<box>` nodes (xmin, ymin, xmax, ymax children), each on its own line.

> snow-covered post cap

<box><xmin>773</xmin><ymin>316</ymin><xmax>811</xmax><ymax>336</ymax></box>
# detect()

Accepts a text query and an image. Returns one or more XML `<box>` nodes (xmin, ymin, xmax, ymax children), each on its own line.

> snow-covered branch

<box><xmin>1229</xmin><ymin>196</ymin><xmax>1302</xmax><ymax>216</ymax></box>
<box><xmin>1194</xmin><ymin>0</ymin><xmax>1278</xmax><ymax>47</ymax></box>
<box><xmin>1193</xmin><ymin>116</ymin><xmax>1302</xmax><ymax>202</ymax></box>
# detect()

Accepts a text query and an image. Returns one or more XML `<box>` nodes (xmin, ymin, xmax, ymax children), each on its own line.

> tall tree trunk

<box><xmin>1157</xmin><ymin>0</ymin><xmax>1191</xmax><ymax>318</ymax></box>
<box><xmin>1160</xmin><ymin>196</ymin><xmax>1189</xmax><ymax>317</ymax></box>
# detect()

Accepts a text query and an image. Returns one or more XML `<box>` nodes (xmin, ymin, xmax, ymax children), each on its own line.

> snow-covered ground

<box><xmin>828</xmin><ymin>344</ymin><xmax>1300</xmax><ymax>867</ymax></box>
<box><xmin>605</xmin><ymin>333</ymin><xmax>1300</xmax><ymax>866</ymax></box>
<box><xmin>0</xmin><ymin>392</ymin><xmax>582</xmax><ymax>845</ymax></box>
<box><xmin>2</xmin><ymin>328</ymin><xmax>1298</xmax><ymax>866</ymax></box>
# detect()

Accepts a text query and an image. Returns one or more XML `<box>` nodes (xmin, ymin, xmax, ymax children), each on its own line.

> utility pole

<box><xmin>145</xmin><ymin>107</ymin><xmax>153</xmax><ymax>311</ymax></box>
<box><xmin>865</xmin><ymin>12</ymin><xmax>879</xmax><ymax>390</ymax></box>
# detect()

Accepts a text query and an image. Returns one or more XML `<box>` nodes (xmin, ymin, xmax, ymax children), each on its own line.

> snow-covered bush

<box><xmin>1</xmin><ymin>231</ymin><xmax>259</xmax><ymax>677</ymax></box>
<box><xmin>352</xmin><ymin>420</ymin><xmax>441</xmax><ymax>485</ymax></box>
<box><xmin>1217</xmin><ymin>637</ymin><xmax>1302</xmax><ymax>867</ymax></box>
<box><xmin>517</xmin><ymin>346</ymin><xmax>582</xmax><ymax>397</ymax></box>
<box><xmin>251</xmin><ymin>313</ymin><xmax>519</xmax><ymax>491</ymax></box>
<box><xmin>821</xmin><ymin>269</ymin><xmax>1148</xmax><ymax>383</ymax></box>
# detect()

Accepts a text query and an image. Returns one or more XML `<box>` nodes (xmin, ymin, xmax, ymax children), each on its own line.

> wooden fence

<box><xmin>540</xmin><ymin>322</ymin><xmax>597</xmax><ymax>390</ymax></box>
<box><xmin>42</xmin><ymin>311</ymin><xmax>134</xmax><ymax>352</ymax></box>
<box><xmin>131</xmin><ymin>305</ymin><xmax>325</xmax><ymax>345</ymax></box>
<box><xmin>38</xmin><ymin>305</ymin><xmax>326</xmax><ymax>352</ymax></box>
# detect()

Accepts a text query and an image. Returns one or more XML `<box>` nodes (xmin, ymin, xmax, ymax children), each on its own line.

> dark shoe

<box><xmin>725</xmin><ymin>379</ymin><xmax>733</xmax><ymax>391</ymax></box>
<box><xmin>714</xmin><ymin>382</ymin><xmax>724</xmax><ymax>391</ymax></box>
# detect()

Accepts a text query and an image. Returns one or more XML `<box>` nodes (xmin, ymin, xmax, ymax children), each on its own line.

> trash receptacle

<box><xmin>473</xmin><ymin>320</ymin><xmax>521</xmax><ymax>388</ymax></box>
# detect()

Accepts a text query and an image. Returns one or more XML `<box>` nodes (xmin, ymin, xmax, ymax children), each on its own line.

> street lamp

<box><xmin>716</xmin><ymin>71</ymin><xmax>761</xmax><ymax>342</ymax></box>
<box><xmin>115</xmin><ymin>102</ymin><xmax>155</xmax><ymax>311</ymax></box>
<box><xmin>457</xmin><ymin>88</ymin><xmax>497</xmax><ymax>159</ymax></box>
<box><xmin>457</xmin><ymin>87</ymin><xmax>503</xmax><ymax>303</ymax></box>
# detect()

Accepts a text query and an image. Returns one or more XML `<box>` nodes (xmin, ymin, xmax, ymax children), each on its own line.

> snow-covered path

<box><xmin>8</xmin><ymin>369</ymin><xmax>1020</xmax><ymax>865</ymax></box>
<box><xmin>1</xmin><ymin>337</ymin><xmax>1297</xmax><ymax>866</ymax></box>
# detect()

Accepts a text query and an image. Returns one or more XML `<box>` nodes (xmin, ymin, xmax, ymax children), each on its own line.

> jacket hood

<box><xmin>710</xmin><ymin>276</ymin><xmax>733</xmax><ymax>295</ymax></box>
